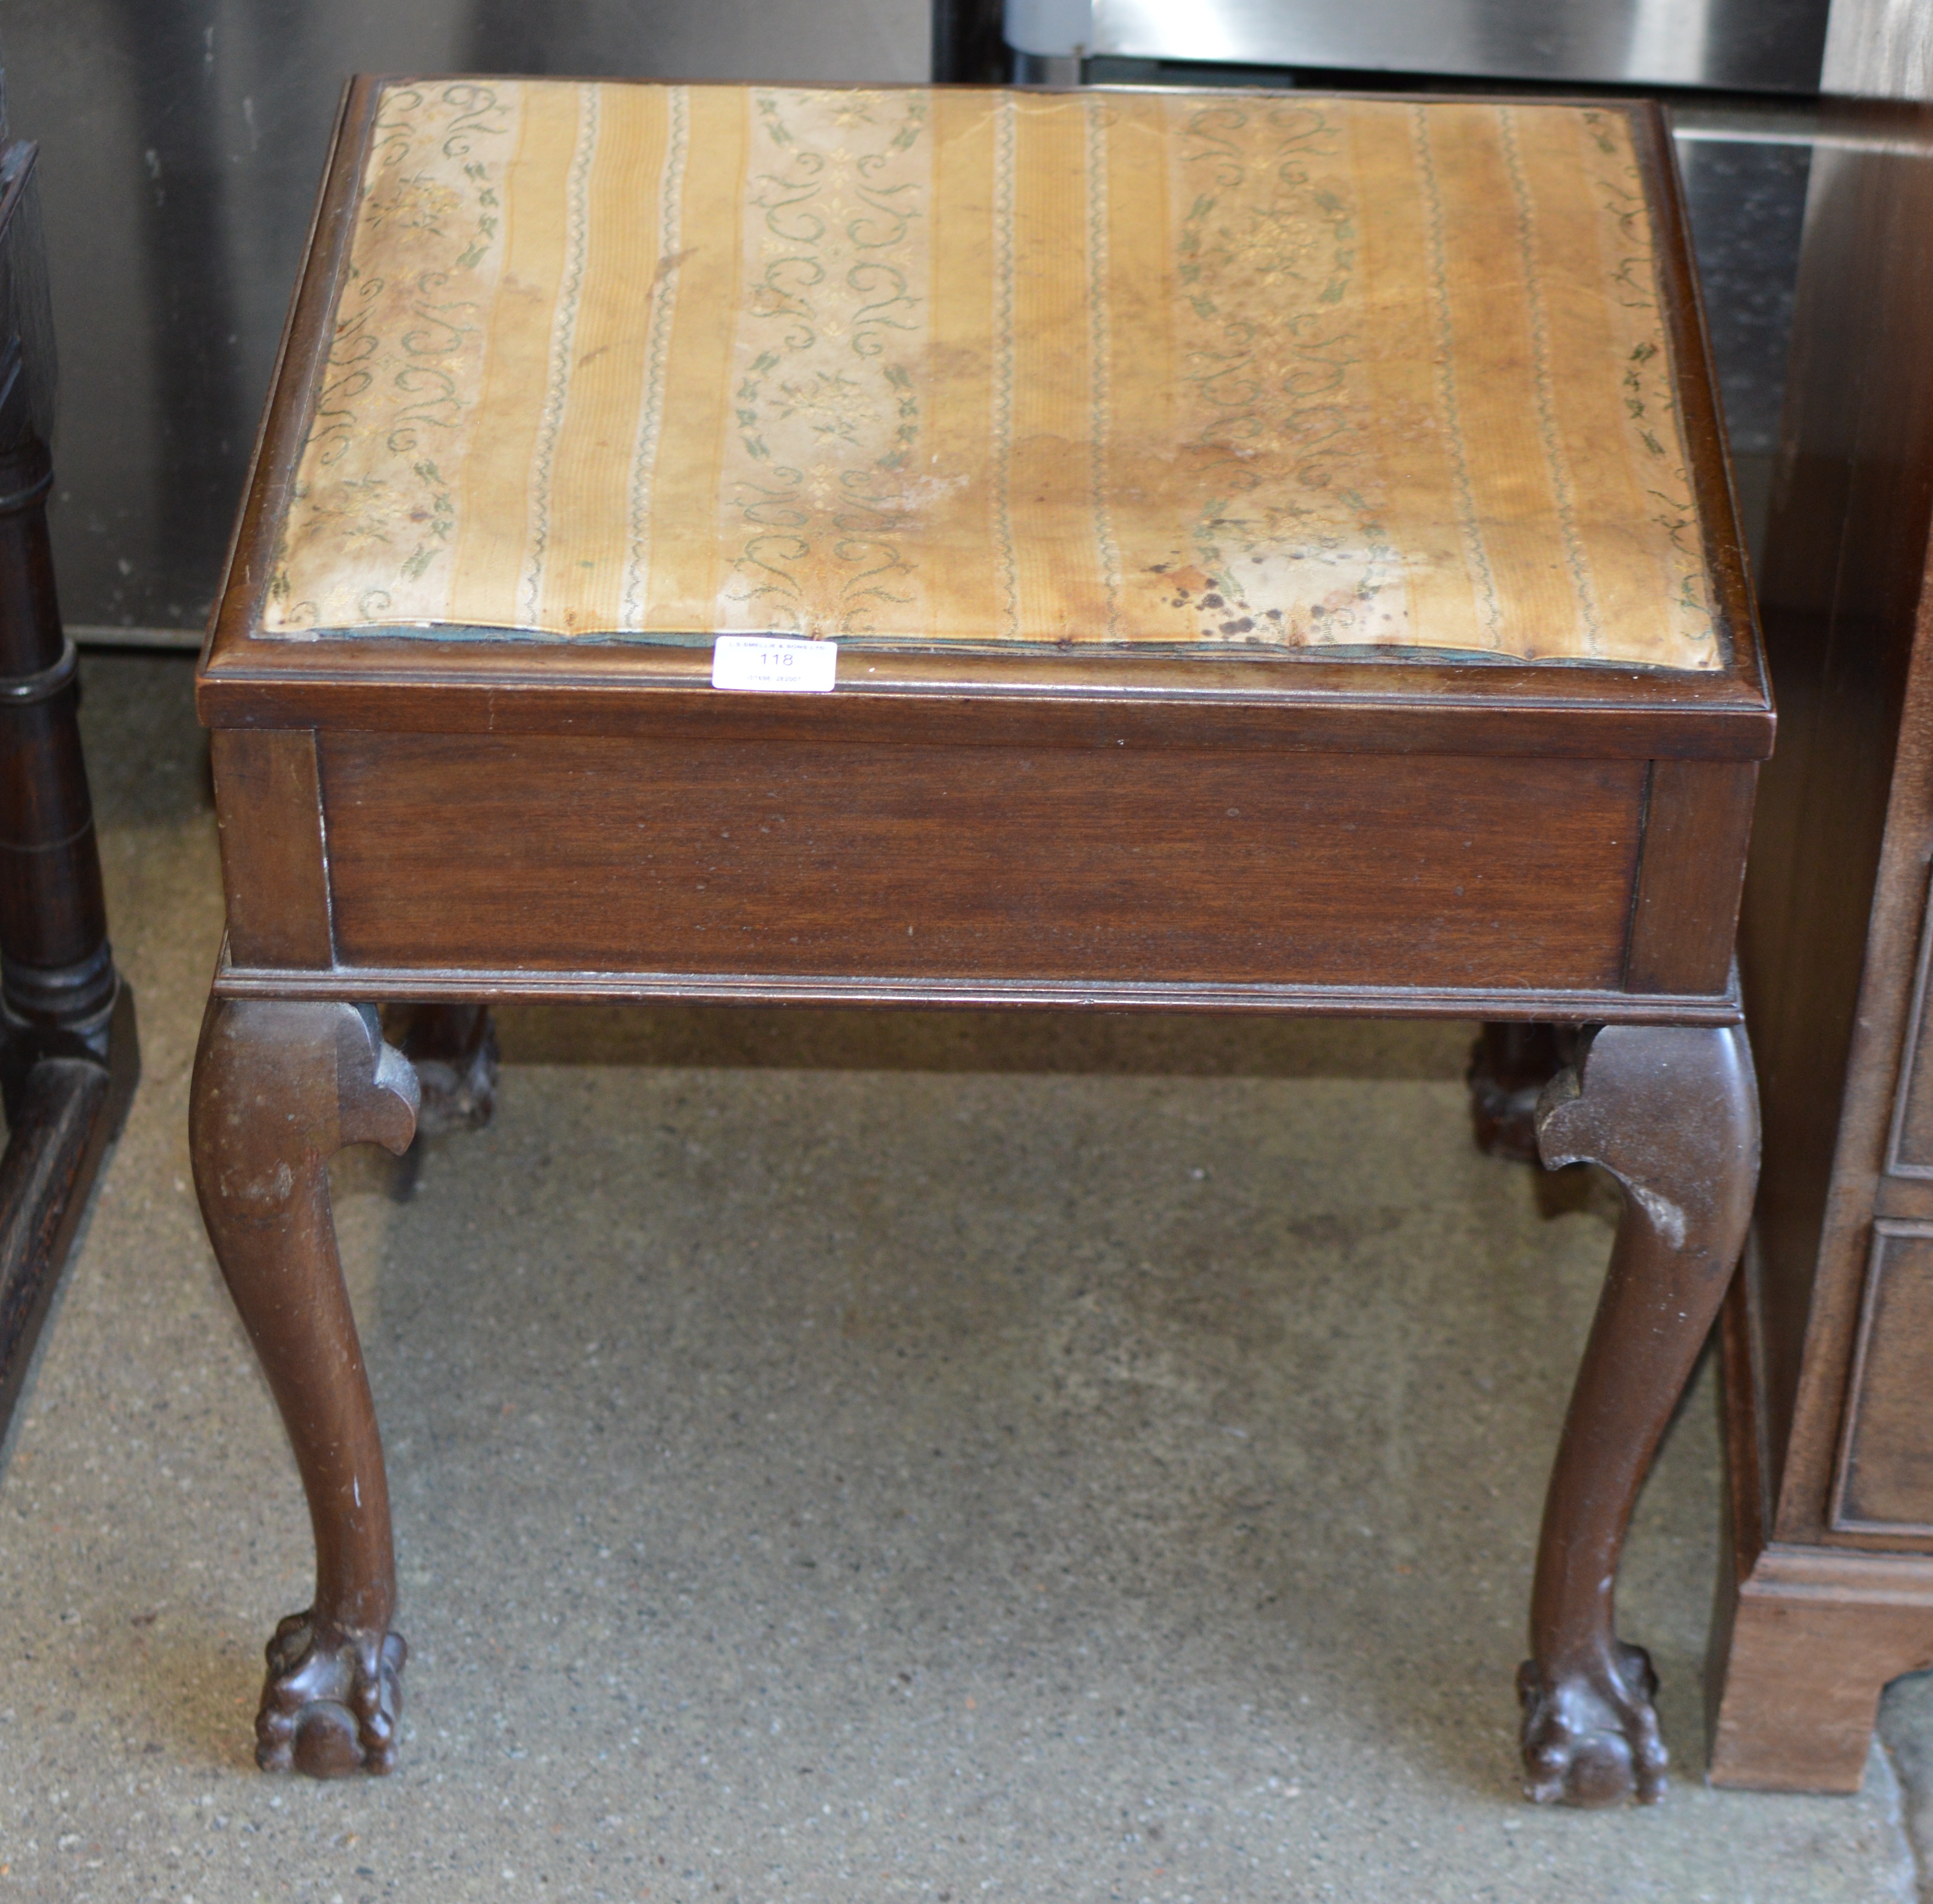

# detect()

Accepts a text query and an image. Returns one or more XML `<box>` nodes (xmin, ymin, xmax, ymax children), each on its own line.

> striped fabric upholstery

<box><xmin>263</xmin><ymin>81</ymin><xmax>1721</xmax><ymax>669</ymax></box>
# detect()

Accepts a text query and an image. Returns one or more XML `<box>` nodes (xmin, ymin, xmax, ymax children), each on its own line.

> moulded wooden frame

<box><xmin>198</xmin><ymin>79</ymin><xmax>1769</xmax><ymax>760</ymax></box>
<box><xmin>198</xmin><ymin>77</ymin><xmax>1772</xmax><ymax>1029</ymax></box>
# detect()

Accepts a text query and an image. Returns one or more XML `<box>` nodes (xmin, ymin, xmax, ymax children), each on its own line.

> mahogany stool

<box><xmin>191</xmin><ymin>78</ymin><xmax>1771</xmax><ymax>1805</ymax></box>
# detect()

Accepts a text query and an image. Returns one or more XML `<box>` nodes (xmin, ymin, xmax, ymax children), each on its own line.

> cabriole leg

<box><xmin>386</xmin><ymin>1002</ymin><xmax>497</xmax><ymax>1137</ymax></box>
<box><xmin>1520</xmin><ymin>1022</ymin><xmax>1757</xmax><ymax>1805</ymax></box>
<box><xmin>189</xmin><ymin>996</ymin><xmax>419</xmax><ymax>1777</ymax></box>
<box><xmin>1466</xmin><ymin>1022</ymin><xmax>1575</xmax><ymax>1161</ymax></box>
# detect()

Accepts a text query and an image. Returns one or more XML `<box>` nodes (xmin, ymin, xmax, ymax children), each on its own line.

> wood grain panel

<box><xmin>1831</xmin><ymin>1221</ymin><xmax>1933</xmax><ymax>1532</ymax></box>
<box><xmin>1875</xmin><ymin>1177</ymin><xmax>1933</xmax><ymax>1224</ymax></box>
<box><xmin>210</xmin><ymin>728</ymin><xmax>333</xmax><ymax>968</ymax></box>
<box><xmin>1709</xmin><ymin>1542</ymin><xmax>1933</xmax><ymax>1790</ymax></box>
<box><xmin>1625</xmin><ymin>759</ymin><xmax>1758</xmax><ymax>995</ymax></box>
<box><xmin>210</xmin><ymin>957</ymin><xmax>1744</xmax><ymax>1023</ymax></box>
<box><xmin>1887</xmin><ymin>875</ymin><xmax>1933</xmax><ymax>1174</ymax></box>
<box><xmin>317</xmin><ymin>734</ymin><xmax>1645</xmax><ymax>990</ymax></box>
<box><xmin>198</xmin><ymin>645</ymin><xmax>1775</xmax><ymax>764</ymax></box>
<box><xmin>1713</xmin><ymin>1262</ymin><xmax>1933</xmax><ymax>1792</ymax></box>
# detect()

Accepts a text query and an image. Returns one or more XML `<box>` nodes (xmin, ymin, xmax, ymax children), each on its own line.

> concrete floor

<box><xmin>0</xmin><ymin>652</ymin><xmax>1928</xmax><ymax>1902</ymax></box>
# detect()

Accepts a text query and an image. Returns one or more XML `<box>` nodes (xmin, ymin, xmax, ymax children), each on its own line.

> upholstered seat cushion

<box><xmin>262</xmin><ymin>80</ymin><xmax>1722</xmax><ymax>669</ymax></box>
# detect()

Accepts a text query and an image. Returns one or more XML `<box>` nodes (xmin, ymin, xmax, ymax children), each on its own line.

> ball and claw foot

<box><xmin>255</xmin><ymin>1611</ymin><xmax>408</xmax><ymax>1778</ymax></box>
<box><xmin>1518</xmin><ymin>1641</ymin><xmax>1667</xmax><ymax>1807</ymax></box>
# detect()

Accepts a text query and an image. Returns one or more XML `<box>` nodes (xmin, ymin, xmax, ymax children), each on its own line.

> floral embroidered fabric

<box><xmin>262</xmin><ymin>80</ymin><xmax>1722</xmax><ymax>669</ymax></box>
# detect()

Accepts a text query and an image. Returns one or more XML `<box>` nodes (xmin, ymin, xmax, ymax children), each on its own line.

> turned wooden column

<box><xmin>0</xmin><ymin>138</ymin><xmax>138</xmax><ymax>1451</ymax></box>
<box><xmin>0</xmin><ymin>366</ymin><xmax>110</xmax><ymax>1029</ymax></box>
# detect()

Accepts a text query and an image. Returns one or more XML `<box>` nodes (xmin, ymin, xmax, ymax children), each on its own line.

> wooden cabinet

<box><xmin>1709</xmin><ymin>93</ymin><xmax>1933</xmax><ymax>1791</ymax></box>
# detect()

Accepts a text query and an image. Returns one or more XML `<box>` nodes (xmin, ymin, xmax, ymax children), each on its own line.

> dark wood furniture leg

<box><xmin>189</xmin><ymin>996</ymin><xmax>419</xmax><ymax>1776</ymax></box>
<box><xmin>1468</xmin><ymin>1023</ymin><xmax>1575</xmax><ymax>1161</ymax></box>
<box><xmin>1519</xmin><ymin>1021</ymin><xmax>1758</xmax><ymax>1805</ymax></box>
<box><xmin>385</xmin><ymin>1002</ymin><xmax>497</xmax><ymax>1138</ymax></box>
<box><xmin>0</xmin><ymin>137</ymin><xmax>138</xmax><ymax>1453</ymax></box>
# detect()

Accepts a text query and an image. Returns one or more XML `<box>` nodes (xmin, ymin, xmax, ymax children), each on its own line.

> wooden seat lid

<box><xmin>257</xmin><ymin>80</ymin><xmax>1730</xmax><ymax>671</ymax></box>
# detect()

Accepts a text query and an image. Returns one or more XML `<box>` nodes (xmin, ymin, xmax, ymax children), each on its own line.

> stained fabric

<box><xmin>263</xmin><ymin>80</ymin><xmax>1721</xmax><ymax>669</ymax></box>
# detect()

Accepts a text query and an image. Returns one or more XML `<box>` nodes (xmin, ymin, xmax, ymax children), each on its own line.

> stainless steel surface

<box><xmin>1014</xmin><ymin>52</ymin><xmax>1085</xmax><ymax>85</ymax></box>
<box><xmin>1670</xmin><ymin>131</ymin><xmax>1811</xmax><ymax>459</ymax></box>
<box><xmin>1008</xmin><ymin>0</ymin><xmax>1830</xmax><ymax>92</ymax></box>
<box><xmin>1824</xmin><ymin>0</ymin><xmax>1933</xmax><ymax>101</ymax></box>
<box><xmin>4</xmin><ymin>0</ymin><xmax>926</xmax><ymax>642</ymax></box>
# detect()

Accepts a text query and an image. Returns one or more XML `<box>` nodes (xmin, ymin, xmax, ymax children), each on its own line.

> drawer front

<box><xmin>313</xmin><ymin>733</ymin><xmax>1647</xmax><ymax>993</ymax></box>
<box><xmin>1835</xmin><ymin>874</ymin><xmax>1933</xmax><ymax>1535</ymax></box>
<box><xmin>1890</xmin><ymin>878</ymin><xmax>1933</xmax><ymax>1173</ymax></box>
<box><xmin>1833</xmin><ymin>1221</ymin><xmax>1933</xmax><ymax>1534</ymax></box>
